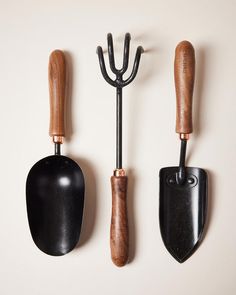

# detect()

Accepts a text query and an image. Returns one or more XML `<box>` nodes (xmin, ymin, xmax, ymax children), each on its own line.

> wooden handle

<box><xmin>49</xmin><ymin>50</ymin><xmax>66</xmax><ymax>142</ymax></box>
<box><xmin>175</xmin><ymin>41</ymin><xmax>195</xmax><ymax>136</ymax></box>
<box><xmin>110</xmin><ymin>175</ymin><xmax>128</xmax><ymax>267</ymax></box>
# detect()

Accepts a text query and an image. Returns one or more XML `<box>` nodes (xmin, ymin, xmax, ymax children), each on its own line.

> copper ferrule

<box><xmin>52</xmin><ymin>136</ymin><xmax>64</xmax><ymax>144</ymax></box>
<box><xmin>179</xmin><ymin>133</ymin><xmax>190</xmax><ymax>140</ymax></box>
<box><xmin>113</xmin><ymin>169</ymin><xmax>126</xmax><ymax>177</ymax></box>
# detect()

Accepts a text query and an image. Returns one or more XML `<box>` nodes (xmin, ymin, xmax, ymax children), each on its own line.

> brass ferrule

<box><xmin>179</xmin><ymin>133</ymin><xmax>190</xmax><ymax>140</ymax></box>
<box><xmin>113</xmin><ymin>169</ymin><xmax>126</xmax><ymax>177</ymax></box>
<box><xmin>52</xmin><ymin>136</ymin><xmax>64</xmax><ymax>144</ymax></box>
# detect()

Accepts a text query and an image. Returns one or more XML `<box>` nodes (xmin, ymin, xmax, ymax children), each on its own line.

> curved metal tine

<box><xmin>96</xmin><ymin>46</ymin><xmax>117</xmax><ymax>87</ymax></box>
<box><xmin>123</xmin><ymin>46</ymin><xmax>144</xmax><ymax>86</ymax></box>
<box><xmin>120</xmin><ymin>33</ymin><xmax>131</xmax><ymax>75</ymax></box>
<box><xmin>107</xmin><ymin>33</ymin><xmax>119</xmax><ymax>75</ymax></box>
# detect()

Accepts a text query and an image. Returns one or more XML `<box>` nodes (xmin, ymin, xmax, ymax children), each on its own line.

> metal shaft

<box><xmin>55</xmin><ymin>143</ymin><xmax>61</xmax><ymax>155</ymax></box>
<box><xmin>116</xmin><ymin>87</ymin><xmax>122</xmax><ymax>169</ymax></box>
<box><xmin>177</xmin><ymin>139</ymin><xmax>187</xmax><ymax>184</ymax></box>
<box><xmin>179</xmin><ymin>139</ymin><xmax>187</xmax><ymax>168</ymax></box>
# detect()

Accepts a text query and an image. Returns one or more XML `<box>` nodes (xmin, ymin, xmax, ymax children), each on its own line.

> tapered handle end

<box><xmin>110</xmin><ymin>174</ymin><xmax>128</xmax><ymax>267</ymax></box>
<box><xmin>175</xmin><ymin>41</ymin><xmax>195</xmax><ymax>136</ymax></box>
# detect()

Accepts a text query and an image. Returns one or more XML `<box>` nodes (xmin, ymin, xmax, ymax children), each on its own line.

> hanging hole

<box><xmin>187</xmin><ymin>177</ymin><xmax>195</xmax><ymax>184</ymax></box>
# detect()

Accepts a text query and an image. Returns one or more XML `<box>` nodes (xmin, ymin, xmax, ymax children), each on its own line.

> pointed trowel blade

<box><xmin>159</xmin><ymin>166</ymin><xmax>207</xmax><ymax>263</ymax></box>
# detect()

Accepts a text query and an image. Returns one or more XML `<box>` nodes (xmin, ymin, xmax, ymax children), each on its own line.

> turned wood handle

<box><xmin>49</xmin><ymin>50</ymin><xmax>66</xmax><ymax>141</ymax></box>
<box><xmin>110</xmin><ymin>175</ymin><xmax>128</xmax><ymax>267</ymax></box>
<box><xmin>175</xmin><ymin>41</ymin><xmax>195</xmax><ymax>135</ymax></box>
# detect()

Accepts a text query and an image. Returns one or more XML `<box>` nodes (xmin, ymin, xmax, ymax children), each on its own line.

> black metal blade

<box><xmin>159</xmin><ymin>167</ymin><xmax>207</xmax><ymax>263</ymax></box>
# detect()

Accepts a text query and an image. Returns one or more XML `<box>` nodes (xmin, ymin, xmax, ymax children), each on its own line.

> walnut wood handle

<box><xmin>49</xmin><ymin>50</ymin><xmax>66</xmax><ymax>142</ymax></box>
<box><xmin>175</xmin><ymin>41</ymin><xmax>195</xmax><ymax>135</ymax></box>
<box><xmin>110</xmin><ymin>175</ymin><xmax>128</xmax><ymax>267</ymax></box>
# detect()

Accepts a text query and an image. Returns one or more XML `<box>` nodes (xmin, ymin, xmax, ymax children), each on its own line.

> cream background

<box><xmin>0</xmin><ymin>0</ymin><xmax>235</xmax><ymax>294</ymax></box>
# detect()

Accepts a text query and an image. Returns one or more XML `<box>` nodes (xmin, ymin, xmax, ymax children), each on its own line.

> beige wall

<box><xmin>0</xmin><ymin>0</ymin><xmax>235</xmax><ymax>294</ymax></box>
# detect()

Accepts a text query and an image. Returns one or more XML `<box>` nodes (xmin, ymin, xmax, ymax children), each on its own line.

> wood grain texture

<box><xmin>175</xmin><ymin>41</ymin><xmax>195</xmax><ymax>135</ymax></box>
<box><xmin>110</xmin><ymin>175</ymin><xmax>128</xmax><ymax>267</ymax></box>
<box><xmin>49</xmin><ymin>50</ymin><xmax>66</xmax><ymax>140</ymax></box>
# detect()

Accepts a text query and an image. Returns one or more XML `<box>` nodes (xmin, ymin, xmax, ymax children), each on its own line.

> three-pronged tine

<box><xmin>97</xmin><ymin>33</ymin><xmax>144</xmax><ymax>88</ymax></box>
<box><xmin>97</xmin><ymin>32</ymin><xmax>144</xmax><ymax>170</ymax></box>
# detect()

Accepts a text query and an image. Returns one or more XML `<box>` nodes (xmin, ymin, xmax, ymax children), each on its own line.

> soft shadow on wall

<box><xmin>186</xmin><ymin>46</ymin><xmax>215</xmax><ymax>243</ymax></box>
<box><xmin>125</xmin><ymin>32</ymin><xmax>158</xmax><ymax>263</ymax></box>
<box><xmin>64</xmin><ymin>51</ymin><xmax>97</xmax><ymax>248</ymax></box>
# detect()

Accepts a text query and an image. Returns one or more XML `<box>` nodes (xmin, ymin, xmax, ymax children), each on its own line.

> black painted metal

<box><xmin>160</xmin><ymin>133</ymin><xmax>207</xmax><ymax>263</ymax></box>
<box><xmin>97</xmin><ymin>33</ymin><xmax>143</xmax><ymax>169</ymax></box>
<box><xmin>160</xmin><ymin>166</ymin><xmax>207</xmax><ymax>263</ymax></box>
<box><xmin>27</xmin><ymin>127</ymin><xmax>84</xmax><ymax>256</ymax></box>
<box><xmin>26</xmin><ymin>155</ymin><xmax>84</xmax><ymax>256</ymax></box>
<box><xmin>116</xmin><ymin>88</ymin><xmax>122</xmax><ymax>169</ymax></box>
<box><xmin>177</xmin><ymin>139</ymin><xmax>187</xmax><ymax>185</ymax></box>
<box><xmin>54</xmin><ymin>142</ymin><xmax>61</xmax><ymax>155</ymax></box>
